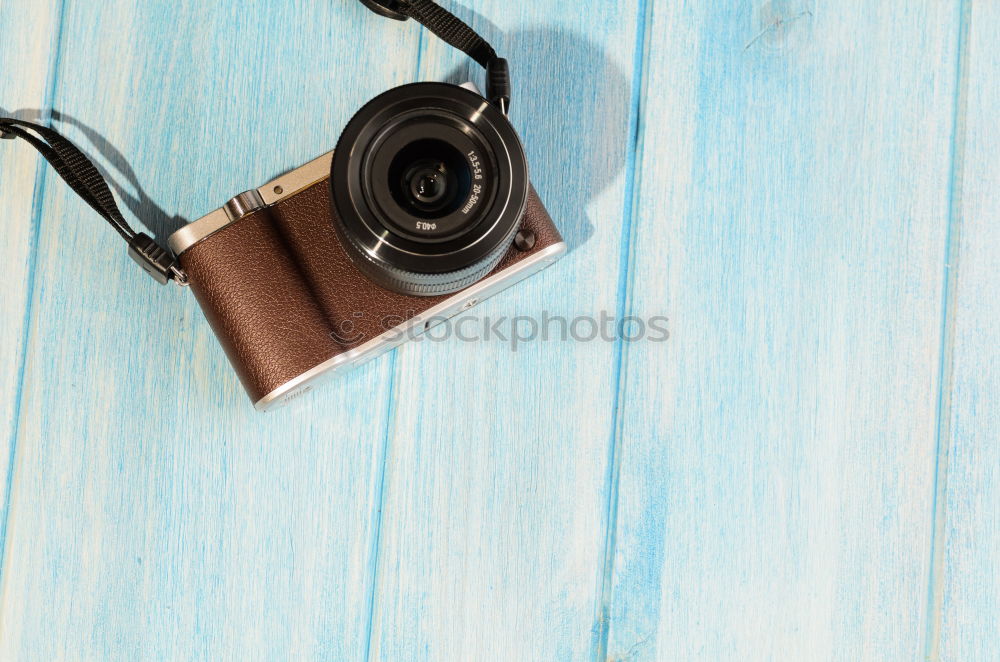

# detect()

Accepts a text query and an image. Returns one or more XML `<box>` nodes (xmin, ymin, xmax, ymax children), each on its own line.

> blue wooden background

<box><xmin>0</xmin><ymin>1</ymin><xmax>996</xmax><ymax>660</ymax></box>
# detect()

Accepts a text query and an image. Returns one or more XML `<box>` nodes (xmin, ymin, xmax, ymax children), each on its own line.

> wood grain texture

<box><xmin>366</xmin><ymin>3</ymin><xmax>642</xmax><ymax>660</ymax></box>
<box><xmin>0</xmin><ymin>1</ymin><xmax>416</xmax><ymax>659</ymax></box>
<box><xmin>601</xmin><ymin>1</ymin><xmax>963</xmax><ymax>660</ymax></box>
<box><xmin>0</xmin><ymin>0</ymin><xmax>996</xmax><ymax>660</ymax></box>
<box><xmin>0</xmin><ymin>0</ymin><xmax>62</xmax><ymax>588</ymax></box>
<box><xmin>936</xmin><ymin>1</ymin><xmax>1000</xmax><ymax>660</ymax></box>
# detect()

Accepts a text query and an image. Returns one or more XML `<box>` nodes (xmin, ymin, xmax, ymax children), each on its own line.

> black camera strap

<box><xmin>0</xmin><ymin>117</ymin><xmax>186</xmax><ymax>285</ymax></box>
<box><xmin>362</xmin><ymin>0</ymin><xmax>512</xmax><ymax>113</ymax></box>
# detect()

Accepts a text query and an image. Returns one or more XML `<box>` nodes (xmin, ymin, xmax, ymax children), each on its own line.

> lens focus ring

<box><xmin>340</xmin><ymin>226</ymin><xmax>515</xmax><ymax>296</ymax></box>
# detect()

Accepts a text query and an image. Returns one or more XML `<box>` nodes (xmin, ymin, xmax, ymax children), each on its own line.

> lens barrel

<box><xmin>330</xmin><ymin>82</ymin><xmax>529</xmax><ymax>296</ymax></box>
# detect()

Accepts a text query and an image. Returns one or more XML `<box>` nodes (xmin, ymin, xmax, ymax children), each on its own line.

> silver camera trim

<box><xmin>167</xmin><ymin>150</ymin><xmax>566</xmax><ymax>412</ymax></box>
<box><xmin>168</xmin><ymin>151</ymin><xmax>335</xmax><ymax>255</ymax></box>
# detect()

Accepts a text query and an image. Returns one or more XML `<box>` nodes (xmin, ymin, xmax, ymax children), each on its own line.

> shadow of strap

<box><xmin>0</xmin><ymin>116</ymin><xmax>185</xmax><ymax>285</ymax></box>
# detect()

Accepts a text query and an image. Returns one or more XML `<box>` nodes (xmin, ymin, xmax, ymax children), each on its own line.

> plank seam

<box><xmin>361</xmin><ymin>26</ymin><xmax>424</xmax><ymax>662</ymax></box>
<box><xmin>0</xmin><ymin>0</ymin><xmax>68</xmax><ymax>625</ymax></box>
<box><xmin>361</xmin><ymin>351</ymin><xmax>400</xmax><ymax>662</ymax></box>
<box><xmin>591</xmin><ymin>1</ymin><xmax>654</xmax><ymax>660</ymax></box>
<box><xmin>923</xmin><ymin>0</ymin><xmax>972</xmax><ymax>660</ymax></box>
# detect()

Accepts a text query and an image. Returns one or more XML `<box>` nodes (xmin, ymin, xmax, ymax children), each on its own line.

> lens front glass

<box><xmin>389</xmin><ymin>139</ymin><xmax>472</xmax><ymax>219</ymax></box>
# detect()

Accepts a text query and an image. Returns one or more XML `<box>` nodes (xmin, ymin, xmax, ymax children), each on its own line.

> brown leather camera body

<box><xmin>168</xmin><ymin>152</ymin><xmax>565</xmax><ymax>410</ymax></box>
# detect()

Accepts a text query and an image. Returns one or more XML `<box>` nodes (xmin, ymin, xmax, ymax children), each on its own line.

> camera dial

<box><xmin>331</xmin><ymin>82</ymin><xmax>529</xmax><ymax>296</ymax></box>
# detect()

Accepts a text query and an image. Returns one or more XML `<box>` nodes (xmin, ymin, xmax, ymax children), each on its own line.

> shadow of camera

<box><xmin>436</xmin><ymin>9</ymin><xmax>630</xmax><ymax>255</ymax></box>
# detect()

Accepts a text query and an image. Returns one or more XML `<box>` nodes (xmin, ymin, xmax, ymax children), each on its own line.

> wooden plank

<box><xmin>0</xmin><ymin>0</ymin><xmax>62</xmax><ymax>578</ymax></box>
<box><xmin>366</xmin><ymin>3</ymin><xmax>643</xmax><ymax>661</ymax></box>
<box><xmin>0</xmin><ymin>2</ymin><xmax>419</xmax><ymax>659</ymax></box>
<box><xmin>936</xmin><ymin>1</ymin><xmax>1000</xmax><ymax>660</ymax></box>
<box><xmin>602</xmin><ymin>1</ymin><xmax>961</xmax><ymax>660</ymax></box>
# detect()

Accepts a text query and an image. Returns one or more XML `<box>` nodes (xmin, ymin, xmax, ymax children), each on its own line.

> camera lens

<box><xmin>331</xmin><ymin>82</ymin><xmax>529</xmax><ymax>296</ymax></box>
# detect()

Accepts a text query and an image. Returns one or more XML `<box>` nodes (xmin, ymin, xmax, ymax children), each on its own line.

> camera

<box><xmin>1</xmin><ymin>1</ymin><xmax>565</xmax><ymax>411</ymax></box>
<box><xmin>167</xmin><ymin>82</ymin><xmax>565</xmax><ymax>410</ymax></box>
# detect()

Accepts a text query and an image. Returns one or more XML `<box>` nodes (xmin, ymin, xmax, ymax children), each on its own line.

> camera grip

<box><xmin>178</xmin><ymin>209</ymin><xmax>343</xmax><ymax>403</ymax></box>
